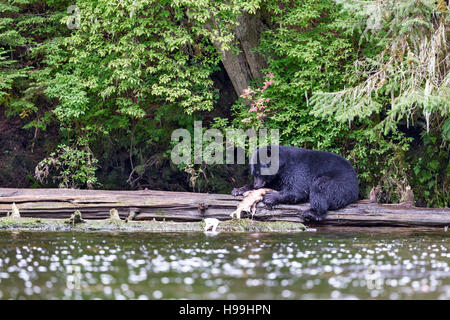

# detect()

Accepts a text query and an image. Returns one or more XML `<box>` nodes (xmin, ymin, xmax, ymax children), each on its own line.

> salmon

<box><xmin>230</xmin><ymin>188</ymin><xmax>276</xmax><ymax>219</ymax></box>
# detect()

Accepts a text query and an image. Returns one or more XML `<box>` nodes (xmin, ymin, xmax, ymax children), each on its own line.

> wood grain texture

<box><xmin>1</xmin><ymin>188</ymin><xmax>449</xmax><ymax>227</ymax></box>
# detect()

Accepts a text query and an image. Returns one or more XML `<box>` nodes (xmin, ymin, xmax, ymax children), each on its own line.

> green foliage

<box><xmin>0</xmin><ymin>49</ymin><xmax>28</xmax><ymax>101</ymax></box>
<box><xmin>228</xmin><ymin>0</ymin><xmax>358</xmax><ymax>151</ymax></box>
<box><xmin>410</xmin><ymin>132</ymin><xmax>449</xmax><ymax>207</ymax></box>
<box><xmin>310</xmin><ymin>0</ymin><xmax>449</xmax><ymax>134</ymax></box>
<box><xmin>46</xmin><ymin>0</ymin><xmax>262</xmax><ymax>129</ymax></box>
<box><xmin>34</xmin><ymin>141</ymin><xmax>100</xmax><ymax>189</ymax></box>
<box><xmin>228</xmin><ymin>0</ymin><xmax>448</xmax><ymax>203</ymax></box>
<box><xmin>306</xmin><ymin>0</ymin><xmax>449</xmax><ymax>203</ymax></box>
<box><xmin>0</xmin><ymin>0</ymin><xmax>447</xmax><ymax>206</ymax></box>
<box><xmin>0</xmin><ymin>0</ymin><xmax>72</xmax><ymax>129</ymax></box>
<box><xmin>443</xmin><ymin>118</ymin><xmax>450</xmax><ymax>141</ymax></box>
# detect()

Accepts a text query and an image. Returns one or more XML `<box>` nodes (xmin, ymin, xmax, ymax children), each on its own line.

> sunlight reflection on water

<box><xmin>0</xmin><ymin>228</ymin><xmax>448</xmax><ymax>299</ymax></box>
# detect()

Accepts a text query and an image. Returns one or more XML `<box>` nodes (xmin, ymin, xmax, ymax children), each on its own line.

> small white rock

<box><xmin>203</xmin><ymin>218</ymin><xmax>220</xmax><ymax>233</ymax></box>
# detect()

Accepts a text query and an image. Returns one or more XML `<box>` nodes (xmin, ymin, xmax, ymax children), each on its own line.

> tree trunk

<box><xmin>213</xmin><ymin>12</ymin><xmax>267</xmax><ymax>97</ymax></box>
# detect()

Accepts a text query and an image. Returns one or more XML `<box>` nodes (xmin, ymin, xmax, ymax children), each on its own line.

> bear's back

<box><xmin>279</xmin><ymin>145</ymin><xmax>356</xmax><ymax>176</ymax></box>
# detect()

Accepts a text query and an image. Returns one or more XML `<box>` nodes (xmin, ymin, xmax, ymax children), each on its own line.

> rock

<box><xmin>203</xmin><ymin>218</ymin><xmax>220</xmax><ymax>233</ymax></box>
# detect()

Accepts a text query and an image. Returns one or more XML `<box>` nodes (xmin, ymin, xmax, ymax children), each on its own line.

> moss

<box><xmin>66</xmin><ymin>210</ymin><xmax>85</xmax><ymax>225</ymax></box>
<box><xmin>0</xmin><ymin>217</ymin><xmax>307</xmax><ymax>233</ymax></box>
<box><xmin>0</xmin><ymin>217</ymin><xmax>65</xmax><ymax>230</ymax></box>
<box><xmin>219</xmin><ymin>219</ymin><xmax>307</xmax><ymax>232</ymax></box>
<box><xmin>0</xmin><ymin>217</ymin><xmax>43</xmax><ymax>227</ymax></box>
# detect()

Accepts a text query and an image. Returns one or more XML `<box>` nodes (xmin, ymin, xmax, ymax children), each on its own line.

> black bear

<box><xmin>231</xmin><ymin>145</ymin><xmax>359</xmax><ymax>221</ymax></box>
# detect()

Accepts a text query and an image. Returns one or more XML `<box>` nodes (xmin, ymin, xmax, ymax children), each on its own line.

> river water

<box><xmin>0</xmin><ymin>228</ymin><xmax>448</xmax><ymax>299</ymax></box>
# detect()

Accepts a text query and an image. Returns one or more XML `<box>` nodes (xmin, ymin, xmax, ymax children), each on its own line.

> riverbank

<box><xmin>0</xmin><ymin>216</ymin><xmax>308</xmax><ymax>233</ymax></box>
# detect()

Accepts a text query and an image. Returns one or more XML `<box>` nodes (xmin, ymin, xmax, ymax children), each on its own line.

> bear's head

<box><xmin>250</xmin><ymin>145</ymin><xmax>282</xmax><ymax>189</ymax></box>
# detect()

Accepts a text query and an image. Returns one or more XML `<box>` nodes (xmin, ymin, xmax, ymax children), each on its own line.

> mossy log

<box><xmin>0</xmin><ymin>217</ymin><xmax>307</xmax><ymax>233</ymax></box>
<box><xmin>0</xmin><ymin>188</ymin><xmax>449</xmax><ymax>227</ymax></box>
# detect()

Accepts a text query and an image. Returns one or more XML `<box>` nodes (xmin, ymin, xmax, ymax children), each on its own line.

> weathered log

<box><xmin>0</xmin><ymin>188</ymin><xmax>449</xmax><ymax>227</ymax></box>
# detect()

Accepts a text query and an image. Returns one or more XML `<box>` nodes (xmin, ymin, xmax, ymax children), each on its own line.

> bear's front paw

<box><xmin>301</xmin><ymin>210</ymin><xmax>324</xmax><ymax>222</ymax></box>
<box><xmin>263</xmin><ymin>192</ymin><xmax>279</xmax><ymax>207</ymax></box>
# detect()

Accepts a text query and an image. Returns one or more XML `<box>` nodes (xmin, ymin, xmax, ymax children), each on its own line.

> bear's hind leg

<box><xmin>301</xmin><ymin>175</ymin><xmax>340</xmax><ymax>222</ymax></box>
<box><xmin>302</xmin><ymin>192</ymin><xmax>328</xmax><ymax>222</ymax></box>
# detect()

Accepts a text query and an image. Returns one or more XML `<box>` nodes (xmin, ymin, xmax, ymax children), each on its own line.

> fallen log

<box><xmin>0</xmin><ymin>188</ymin><xmax>449</xmax><ymax>227</ymax></box>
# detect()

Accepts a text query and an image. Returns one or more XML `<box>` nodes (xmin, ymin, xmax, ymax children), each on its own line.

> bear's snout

<box><xmin>253</xmin><ymin>176</ymin><xmax>266</xmax><ymax>189</ymax></box>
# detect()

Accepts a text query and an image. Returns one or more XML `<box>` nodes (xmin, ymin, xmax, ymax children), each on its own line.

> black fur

<box><xmin>232</xmin><ymin>145</ymin><xmax>359</xmax><ymax>222</ymax></box>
